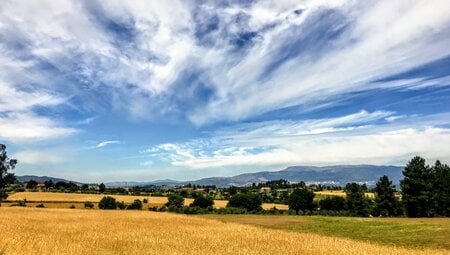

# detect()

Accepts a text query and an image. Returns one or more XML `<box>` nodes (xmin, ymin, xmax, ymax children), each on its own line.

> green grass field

<box><xmin>200</xmin><ymin>215</ymin><xmax>450</xmax><ymax>250</ymax></box>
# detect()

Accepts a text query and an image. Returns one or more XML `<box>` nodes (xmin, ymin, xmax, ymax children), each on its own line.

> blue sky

<box><xmin>1</xmin><ymin>0</ymin><xmax>450</xmax><ymax>182</ymax></box>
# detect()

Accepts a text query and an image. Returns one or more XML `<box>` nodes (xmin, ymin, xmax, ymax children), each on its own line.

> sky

<box><xmin>1</xmin><ymin>0</ymin><xmax>450</xmax><ymax>183</ymax></box>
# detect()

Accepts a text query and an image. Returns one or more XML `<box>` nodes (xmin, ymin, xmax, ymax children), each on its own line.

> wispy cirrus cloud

<box><xmin>95</xmin><ymin>140</ymin><xmax>121</xmax><ymax>148</ymax></box>
<box><xmin>1</xmin><ymin>0</ymin><xmax>449</xmax><ymax>125</ymax></box>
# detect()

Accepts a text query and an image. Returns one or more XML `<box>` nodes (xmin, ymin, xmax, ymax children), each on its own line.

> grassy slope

<box><xmin>200</xmin><ymin>215</ymin><xmax>450</xmax><ymax>250</ymax></box>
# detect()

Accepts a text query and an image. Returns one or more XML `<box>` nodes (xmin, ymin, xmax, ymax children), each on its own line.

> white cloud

<box><xmin>0</xmin><ymin>112</ymin><xmax>77</xmax><ymax>142</ymax></box>
<box><xmin>13</xmin><ymin>149</ymin><xmax>67</xmax><ymax>165</ymax></box>
<box><xmin>95</xmin><ymin>140</ymin><xmax>121</xmax><ymax>148</ymax></box>
<box><xmin>1</xmin><ymin>1</ymin><xmax>448</xmax><ymax>124</ymax></box>
<box><xmin>145</xmin><ymin>111</ymin><xmax>450</xmax><ymax>169</ymax></box>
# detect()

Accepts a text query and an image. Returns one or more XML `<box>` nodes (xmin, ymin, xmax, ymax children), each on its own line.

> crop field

<box><xmin>201</xmin><ymin>215</ymin><xmax>450</xmax><ymax>250</ymax></box>
<box><xmin>0</xmin><ymin>207</ymin><xmax>446</xmax><ymax>255</ymax></box>
<box><xmin>314</xmin><ymin>190</ymin><xmax>375</xmax><ymax>198</ymax></box>
<box><xmin>4</xmin><ymin>192</ymin><xmax>286</xmax><ymax>210</ymax></box>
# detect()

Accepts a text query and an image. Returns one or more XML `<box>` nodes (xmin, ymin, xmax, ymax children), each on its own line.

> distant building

<box><xmin>36</xmin><ymin>183</ymin><xmax>46</xmax><ymax>189</ymax></box>
<box><xmin>260</xmin><ymin>187</ymin><xmax>271</xmax><ymax>193</ymax></box>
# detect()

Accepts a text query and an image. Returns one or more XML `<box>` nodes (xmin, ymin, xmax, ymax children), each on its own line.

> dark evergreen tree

<box><xmin>288</xmin><ymin>188</ymin><xmax>315</xmax><ymax>214</ymax></box>
<box><xmin>401</xmin><ymin>156</ymin><xmax>434</xmax><ymax>217</ymax></box>
<box><xmin>0</xmin><ymin>144</ymin><xmax>17</xmax><ymax>200</ymax></box>
<box><xmin>433</xmin><ymin>161</ymin><xmax>450</xmax><ymax>216</ymax></box>
<box><xmin>99</xmin><ymin>183</ymin><xmax>106</xmax><ymax>193</ymax></box>
<box><xmin>345</xmin><ymin>183</ymin><xmax>370</xmax><ymax>217</ymax></box>
<box><xmin>374</xmin><ymin>175</ymin><xmax>399</xmax><ymax>216</ymax></box>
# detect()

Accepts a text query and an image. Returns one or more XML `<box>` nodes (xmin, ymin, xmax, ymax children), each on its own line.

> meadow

<box><xmin>201</xmin><ymin>215</ymin><xmax>450</xmax><ymax>250</ymax></box>
<box><xmin>0</xmin><ymin>207</ymin><xmax>447</xmax><ymax>255</ymax></box>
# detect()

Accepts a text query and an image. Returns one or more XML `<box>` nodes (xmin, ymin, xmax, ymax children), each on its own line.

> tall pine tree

<box><xmin>433</xmin><ymin>160</ymin><xmax>450</xmax><ymax>217</ymax></box>
<box><xmin>401</xmin><ymin>156</ymin><xmax>434</xmax><ymax>217</ymax></box>
<box><xmin>374</xmin><ymin>175</ymin><xmax>399</xmax><ymax>216</ymax></box>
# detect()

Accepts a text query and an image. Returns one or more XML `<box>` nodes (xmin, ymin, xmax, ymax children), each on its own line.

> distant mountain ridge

<box><xmin>104</xmin><ymin>164</ymin><xmax>404</xmax><ymax>187</ymax></box>
<box><xmin>15</xmin><ymin>175</ymin><xmax>82</xmax><ymax>185</ymax></box>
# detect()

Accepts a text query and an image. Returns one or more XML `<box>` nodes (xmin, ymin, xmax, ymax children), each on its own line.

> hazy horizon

<box><xmin>1</xmin><ymin>0</ymin><xmax>449</xmax><ymax>183</ymax></box>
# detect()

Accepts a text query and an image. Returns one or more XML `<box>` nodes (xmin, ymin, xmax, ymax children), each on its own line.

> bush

<box><xmin>148</xmin><ymin>206</ymin><xmax>158</xmax><ymax>212</ymax></box>
<box><xmin>11</xmin><ymin>200</ymin><xmax>27</xmax><ymax>207</ymax></box>
<box><xmin>214</xmin><ymin>207</ymin><xmax>247</xmax><ymax>214</ymax></box>
<box><xmin>143</xmin><ymin>198</ymin><xmax>148</xmax><ymax>204</ymax></box>
<box><xmin>116</xmin><ymin>201</ymin><xmax>126</xmax><ymax>210</ymax></box>
<box><xmin>84</xmin><ymin>201</ymin><xmax>95</xmax><ymax>209</ymax></box>
<box><xmin>227</xmin><ymin>193</ymin><xmax>262</xmax><ymax>211</ymax></box>
<box><xmin>69</xmin><ymin>205</ymin><xmax>76</xmax><ymax>209</ymax></box>
<box><xmin>127</xmin><ymin>199</ymin><xmax>143</xmax><ymax>210</ymax></box>
<box><xmin>183</xmin><ymin>206</ymin><xmax>210</xmax><ymax>214</ymax></box>
<box><xmin>165</xmin><ymin>194</ymin><xmax>184</xmax><ymax>209</ymax></box>
<box><xmin>98</xmin><ymin>196</ymin><xmax>117</xmax><ymax>210</ymax></box>
<box><xmin>36</xmin><ymin>203</ymin><xmax>45</xmax><ymax>208</ymax></box>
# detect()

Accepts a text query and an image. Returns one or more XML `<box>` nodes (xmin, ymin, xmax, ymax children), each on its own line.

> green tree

<box><xmin>401</xmin><ymin>156</ymin><xmax>434</xmax><ymax>217</ymax></box>
<box><xmin>288</xmin><ymin>188</ymin><xmax>315</xmax><ymax>214</ymax></box>
<box><xmin>319</xmin><ymin>196</ymin><xmax>346</xmax><ymax>211</ymax></box>
<box><xmin>374</xmin><ymin>175</ymin><xmax>399</xmax><ymax>216</ymax></box>
<box><xmin>26</xmin><ymin>179</ymin><xmax>38</xmax><ymax>189</ymax></box>
<box><xmin>345</xmin><ymin>183</ymin><xmax>370</xmax><ymax>217</ymax></box>
<box><xmin>99</xmin><ymin>183</ymin><xmax>106</xmax><ymax>193</ymax></box>
<box><xmin>227</xmin><ymin>193</ymin><xmax>262</xmax><ymax>211</ymax></box>
<box><xmin>0</xmin><ymin>144</ymin><xmax>17</xmax><ymax>200</ymax></box>
<box><xmin>433</xmin><ymin>160</ymin><xmax>450</xmax><ymax>216</ymax></box>
<box><xmin>44</xmin><ymin>180</ymin><xmax>54</xmax><ymax>189</ymax></box>
<box><xmin>166</xmin><ymin>194</ymin><xmax>184</xmax><ymax>209</ymax></box>
<box><xmin>190</xmin><ymin>195</ymin><xmax>214</xmax><ymax>208</ymax></box>
<box><xmin>99</xmin><ymin>196</ymin><xmax>117</xmax><ymax>209</ymax></box>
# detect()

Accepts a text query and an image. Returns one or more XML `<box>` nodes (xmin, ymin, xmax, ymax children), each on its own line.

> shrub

<box><xmin>11</xmin><ymin>200</ymin><xmax>27</xmax><ymax>207</ymax></box>
<box><xmin>165</xmin><ymin>194</ymin><xmax>184</xmax><ymax>209</ymax></box>
<box><xmin>127</xmin><ymin>199</ymin><xmax>143</xmax><ymax>210</ymax></box>
<box><xmin>215</xmin><ymin>207</ymin><xmax>247</xmax><ymax>214</ymax></box>
<box><xmin>143</xmin><ymin>198</ymin><xmax>148</xmax><ymax>204</ymax></box>
<box><xmin>183</xmin><ymin>206</ymin><xmax>210</xmax><ymax>214</ymax></box>
<box><xmin>36</xmin><ymin>203</ymin><xmax>45</xmax><ymax>208</ymax></box>
<box><xmin>116</xmin><ymin>201</ymin><xmax>126</xmax><ymax>210</ymax></box>
<box><xmin>69</xmin><ymin>205</ymin><xmax>76</xmax><ymax>209</ymax></box>
<box><xmin>84</xmin><ymin>201</ymin><xmax>95</xmax><ymax>209</ymax></box>
<box><xmin>98</xmin><ymin>196</ymin><xmax>117</xmax><ymax>209</ymax></box>
<box><xmin>148</xmin><ymin>206</ymin><xmax>158</xmax><ymax>212</ymax></box>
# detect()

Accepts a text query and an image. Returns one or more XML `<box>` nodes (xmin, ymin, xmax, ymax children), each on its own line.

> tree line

<box><xmin>1</xmin><ymin>143</ymin><xmax>449</xmax><ymax>217</ymax></box>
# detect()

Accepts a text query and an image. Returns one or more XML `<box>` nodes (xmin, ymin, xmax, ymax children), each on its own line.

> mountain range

<box><xmin>105</xmin><ymin>165</ymin><xmax>404</xmax><ymax>187</ymax></box>
<box><xmin>17</xmin><ymin>165</ymin><xmax>404</xmax><ymax>187</ymax></box>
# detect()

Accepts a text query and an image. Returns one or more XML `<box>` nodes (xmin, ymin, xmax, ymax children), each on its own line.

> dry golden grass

<box><xmin>315</xmin><ymin>190</ymin><xmax>375</xmax><ymax>198</ymax></box>
<box><xmin>0</xmin><ymin>207</ymin><xmax>445</xmax><ymax>255</ymax></box>
<box><xmin>6</xmin><ymin>192</ymin><xmax>286</xmax><ymax>209</ymax></box>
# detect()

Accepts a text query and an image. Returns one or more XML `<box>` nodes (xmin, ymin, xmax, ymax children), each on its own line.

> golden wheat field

<box><xmin>5</xmin><ymin>192</ymin><xmax>287</xmax><ymax>209</ymax></box>
<box><xmin>0</xmin><ymin>207</ymin><xmax>445</xmax><ymax>255</ymax></box>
